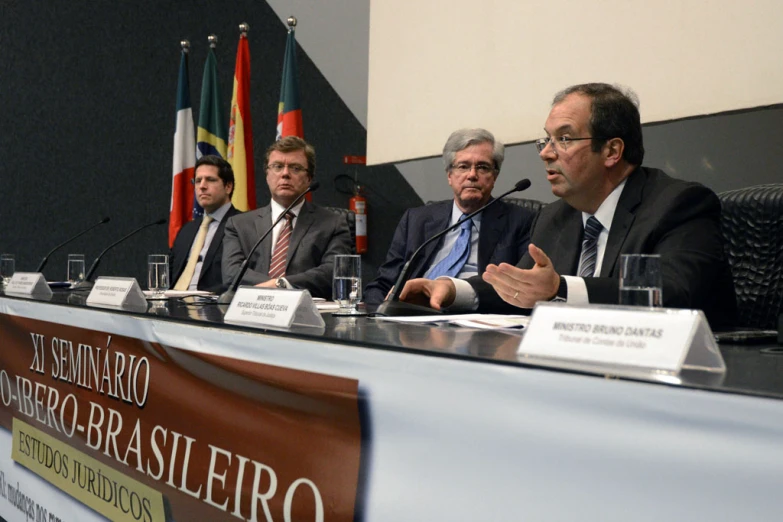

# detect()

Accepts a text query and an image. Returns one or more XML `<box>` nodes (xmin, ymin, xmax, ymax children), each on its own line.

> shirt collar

<box><xmin>270</xmin><ymin>199</ymin><xmax>305</xmax><ymax>221</ymax></box>
<box><xmin>451</xmin><ymin>200</ymin><xmax>482</xmax><ymax>228</ymax></box>
<box><xmin>582</xmin><ymin>178</ymin><xmax>627</xmax><ymax>231</ymax></box>
<box><xmin>206</xmin><ymin>202</ymin><xmax>232</xmax><ymax>223</ymax></box>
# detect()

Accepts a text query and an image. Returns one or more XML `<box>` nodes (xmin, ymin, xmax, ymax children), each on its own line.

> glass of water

<box><xmin>332</xmin><ymin>255</ymin><xmax>362</xmax><ymax>315</ymax></box>
<box><xmin>67</xmin><ymin>254</ymin><xmax>86</xmax><ymax>284</ymax></box>
<box><xmin>147</xmin><ymin>254</ymin><xmax>170</xmax><ymax>298</ymax></box>
<box><xmin>0</xmin><ymin>254</ymin><xmax>15</xmax><ymax>287</ymax></box>
<box><xmin>619</xmin><ymin>254</ymin><xmax>662</xmax><ymax>307</ymax></box>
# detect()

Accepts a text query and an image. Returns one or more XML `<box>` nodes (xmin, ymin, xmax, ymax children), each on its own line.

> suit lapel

<box><xmin>201</xmin><ymin>206</ymin><xmax>237</xmax><ymax>271</ymax></box>
<box><xmin>287</xmin><ymin>201</ymin><xmax>315</xmax><ymax>269</ymax></box>
<box><xmin>477</xmin><ymin>199</ymin><xmax>502</xmax><ymax>271</ymax></box>
<box><xmin>547</xmin><ymin>204</ymin><xmax>583</xmax><ymax>276</ymax></box>
<box><xmin>414</xmin><ymin>203</ymin><xmax>451</xmax><ymax>277</ymax></box>
<box><xmin>600</xmin><ymin>169</ymin><xmax>644</xmax><ymax>277</ymax></box>
<box><xmin>253</xmin><ymin>206</ymin><xmax>274</xmax><ymax>274</ymax></box>
<box><xmin>174</xmin><ymin>220</ymin><xmax>200</xmax><ymax>276</ymax></box>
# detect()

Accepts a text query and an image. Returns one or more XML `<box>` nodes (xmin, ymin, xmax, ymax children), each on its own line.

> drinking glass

<box><xmin>67</xmin><ymin>254</ymin><xmax>86</xmax><ymax>284</ymax></box>
<box><xmin>332</xmin><ymin>255</ymin><xmax>362</xmax><ymax>314</ymax></box>
<box><xmin>0</xmin><ymin>254</ymin><xmax>15</xmax><ymax>287</ymax></box>
<box><xmin>147</xmin><ymin>254</ymin><xmax>170</xmax><ymax>298</ymax></box>
<box><xmin>619</xmin><ymin>254</ymin><xmax>662</xmax><ymax>307</ymax></box>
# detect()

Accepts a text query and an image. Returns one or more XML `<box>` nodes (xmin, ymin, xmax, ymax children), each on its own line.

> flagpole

<box><xmin>287</xmin><ymin>16</ymin><xmax>297</xmax><ymax>32</ymax></box>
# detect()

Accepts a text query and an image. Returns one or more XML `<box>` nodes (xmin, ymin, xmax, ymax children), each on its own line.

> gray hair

<box><xmin>442</xmin><ymin>128</ymin><xmax>505</xmax><ymax>172</ymax></box>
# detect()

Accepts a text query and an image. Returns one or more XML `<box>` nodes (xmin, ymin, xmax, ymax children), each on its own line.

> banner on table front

<box><xmin>0</xmin><ymin>313</ymin><xmax>362</xmax><ymax>522</ymax></box>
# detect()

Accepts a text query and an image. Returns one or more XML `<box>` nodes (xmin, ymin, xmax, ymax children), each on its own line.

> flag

<box><xmin>196</xmin><ymin>45</ymin><xmax>228</xmax><ymax>217</ymax></box>
<box><xmin>169</xmin><ymin>46</ymin><xmax>196</xmax><ymax>248</ymax></box>
<box><xmin>227</xmin><ymin>30</ymin><xmax>256</xmax><ymax>212</ymax></box>
<box><xmin>276</xmin><ymin>28</ymin><xmax>303</xmax><ymax>140</ymax></box>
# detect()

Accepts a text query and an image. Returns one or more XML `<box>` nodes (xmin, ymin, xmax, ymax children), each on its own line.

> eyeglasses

<box><xmin>267</xmin><ymin>162</ymin><xmax>309</xmax><ymax>175</ymax></box>
<box><xmin>449</xmin><ymin>163</ymin><xmax>496</xmax><ymax>176</ymax></box>
<box><xmin>535</xmin><ymin>136</ymin><xmax>595</xmax><ymax>154</ymax></box>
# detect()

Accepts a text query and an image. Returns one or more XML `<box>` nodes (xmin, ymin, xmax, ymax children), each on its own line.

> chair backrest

<box><xmin>426</xmin><ymin>197</ymin><xmax>545</xmax><ymax>214</ymax></box>
<box><xmin>718</xmin><ymin>183</ymin><xmax>783</xmax><ymax>329</ymax></box>
<box><xmin>323</xmin><ymin>206</ymin><xmax>357</xmax><ymax>254</ymax></box>
<box><xmin>504</xmin><ymin>197</ymin><xmax>546</xmax><ymax>214</ymax></box>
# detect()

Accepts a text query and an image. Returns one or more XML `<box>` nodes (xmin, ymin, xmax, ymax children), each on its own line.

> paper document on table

<box><xmin>142</xmin><ymin>290</ymin><xmax>214</xmax><ymax>299</ymax></box>
<box><xmin>373</xmin><ymin>314</ymin><xmax>529</xmax><ymax>329</ymax></box>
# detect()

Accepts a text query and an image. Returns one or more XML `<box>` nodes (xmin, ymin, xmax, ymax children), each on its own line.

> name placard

<box><xmin>518</xmin><ymin>303</ymin><xmax>724</xmax><ymax>376</ymax></box>
<box><xmin>4</xmin><ymin>272</ymin><xmax>53</xmax><ymax>298</ymax></box>
<box><xmin>224</xmin><ymin>286</ymin><xmax>325</xmax><ymax>329</ymax></box>
<box><xmin>86</xmin><ymin>277</ymin><xmax>147</xmax><ymax>310</ymax></box>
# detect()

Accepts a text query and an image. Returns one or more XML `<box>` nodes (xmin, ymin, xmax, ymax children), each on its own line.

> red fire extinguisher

<box><xmin>344</xmin><ymin>155</ymin><xmax>368</xmax><ymax>254</ymax></box>
<box><xmin>349</xmin><ymin>185</ymin><xmax>368</xmax><ymax>254</ymax></box>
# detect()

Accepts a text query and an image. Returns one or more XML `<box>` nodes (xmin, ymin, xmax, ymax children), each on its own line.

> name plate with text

<box><xmin>4</xmin><ymin>272</ymin><xmax>53</xmax><ymax>298</ymax></box>
<box><xmin>86</xmin><ymin>277</ymin><xmax>147</xmax><ymax>309</ymax></box>
<box><xmin>518</xmin><ymin>303</ymin><xmax>724</xmax><ymax>376</ymax></box>
<box><xmin>224</xmin><ymin>286</ymin><xmax>325</xmax><ymax>329</ymax></box>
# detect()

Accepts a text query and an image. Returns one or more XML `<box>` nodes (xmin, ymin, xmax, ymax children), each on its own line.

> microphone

<box><xmin>218</xmin><ymin>181</ymin><xmax>320</xmax><ymax>304</ymax></box>
<box><xmin>73</xmin><ymin>218</ymin><xmax>167</xmax><ymax>290</ymax></box>
<box><xmin>376</xmin><ymin>179</ymin><xmax>532</xmax><ymax>316</ymax></box>
<box><xmin>36</xmin><ymin>217</ymin><xmax>111</xmax><ymax>272</ymax></box>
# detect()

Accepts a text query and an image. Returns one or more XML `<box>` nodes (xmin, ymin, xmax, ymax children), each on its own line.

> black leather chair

<box><xmin>504</xmin><ymin>197</ymin><xmax>545</xmax><ymax>214</ymax></box>
<box><xmin>324</xmin><ymin>206</ymin><xmax>357</xmax><ymax>254</ymax></box>
<box><xmin>427</xmin><ymin>197</ymin><xmax>545</xmax><ymax>214</ymax></box>
<box><xmin>718</xmin><ymin>184</ymin><xmax>783</xmax><ymax>329</ymax></box>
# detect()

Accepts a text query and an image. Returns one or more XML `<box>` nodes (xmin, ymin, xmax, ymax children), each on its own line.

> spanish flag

<box><xmin>169</xmin><ymin>45</ymin><xmax>196</xmax><ymax>247</ymax></box>
<box><xmin>227</xmin><ymin>27</ymin><xmax>256</xmax><ymax>212</ymax></box>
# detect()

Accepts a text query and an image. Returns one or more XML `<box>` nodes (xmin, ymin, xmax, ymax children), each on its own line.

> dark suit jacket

<box><xmin>364</xmin><ymin>199</ymin><xmax>537</xmax><ymax>305</ymax></box>
<box><xmin>470</xmin><ymin>167</ymin><xmax>738</xmax><ymax>329</ymax></box>
<box><xmin>169</xmin><ymin>205</ymin><xmax>241</xmax><ymax>293</ymax></box>
<box><xmin>222</xmin><ymin>201</ymin><xmax>352</xmax><ymax>298</ymax></box>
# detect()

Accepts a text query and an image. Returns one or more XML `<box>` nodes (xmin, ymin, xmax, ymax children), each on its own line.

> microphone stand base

<box><xmin>217</xmin><ymin>290</ymin><xmax>236</xmax><ymax>305</ymax></box>
<box><xmin>375</xmin><ymin>299</ymin><xmax>444</xmax><ymax>317</ymax></box>
<box><xmin>71</xmin><ymin>281</ymin><xmax>95</xmax><ymax>292</ymax></box>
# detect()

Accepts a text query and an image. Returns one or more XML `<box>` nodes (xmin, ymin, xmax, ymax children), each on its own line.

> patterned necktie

<box><xmin>427</xmin><ymin>216</ymin><xmax>472</xmax><ymax>279</ymax></box>
<box><xmin>268</xmin><ymin>212</ymin><xmax>294</xmax><ymax>279</ymax></box>
<box><xmin>174</xmin><ymin>215</ymin><xmax>213</xmax><ymax>290</ymax></box>
<box><xmin>577</xmin><ymin>216</ymin><xmax>603</xmax><ymax>278</ymax></box>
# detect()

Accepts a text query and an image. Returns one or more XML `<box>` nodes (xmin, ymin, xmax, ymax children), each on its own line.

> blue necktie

<box><xmin>428</xmin><ymin>216</ymin><xmax>472</xmax><ymax>279</ymax></box>
<box><xmin>577</xmin><ymin>216</ymin><xmax>603</xmax><ymax>277</ymax></box>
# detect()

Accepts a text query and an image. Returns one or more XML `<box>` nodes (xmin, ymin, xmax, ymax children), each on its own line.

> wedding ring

<box><xmin>513</xmin><ymin>291</ymin><xmax>519</xmax><ymax>300</ymax></box>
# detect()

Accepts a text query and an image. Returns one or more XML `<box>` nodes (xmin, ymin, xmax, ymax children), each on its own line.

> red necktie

<box><xmin>268</xmin><ymin>212</ymin><xmax>294</xmax><ymax>279</ymax></box>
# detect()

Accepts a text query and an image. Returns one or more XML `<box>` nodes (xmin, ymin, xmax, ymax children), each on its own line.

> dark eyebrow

<box><xmin>544</xmin><ymin>124</ymin><xmax>575</xmax><ymax>136</ymax></box>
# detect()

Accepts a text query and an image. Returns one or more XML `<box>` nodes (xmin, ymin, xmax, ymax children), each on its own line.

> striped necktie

<box><xmin>268</xmin><ymin>212</ymin><xmax>294</xmax><ymax>279</ymax></box>
<box><xmin>173</xmin><ymin>215</ymin><xmax>213</xmax><ymax>290</ymax></box>
<box><xmin>577</xmin><ymin>216</ymin><xmax>603</xmax><ymax>278</ymax></box>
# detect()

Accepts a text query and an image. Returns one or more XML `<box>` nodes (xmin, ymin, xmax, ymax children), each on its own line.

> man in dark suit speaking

<box><xmin>399</xmin><ymin>83</ymin><xmax>737</xmax><ymax>329</ymax></box>
<box><xmin>170</xmin><ymin>155</ymin><xmax>241</xmax><ymax>293</ymax></box>
<box><xmin>364</xmin><ymin>128</ymin><xmax>536</xmax><ymax>305</ymax></box>
<box><xmin>222</xmin><ymin>137</ymin><xmax>351</xmax><ymax>298</ymax></box>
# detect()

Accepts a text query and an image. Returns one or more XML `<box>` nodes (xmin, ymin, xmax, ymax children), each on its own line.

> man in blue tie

<box><xmin>364</xmin><ymin>128</ymin><xmax>537</xmax><ymax>305</ymax></box>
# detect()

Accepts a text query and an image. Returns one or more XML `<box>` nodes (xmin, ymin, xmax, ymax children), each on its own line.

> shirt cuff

<box><xmin>562</xmin><ymin>275</ymin><xmax>589</xmax><ymax>305</ymax></box>
<box><xmin>442</xmin><ymin>277</ymin><xmax>479</xmax><ymax>312</ymax></box>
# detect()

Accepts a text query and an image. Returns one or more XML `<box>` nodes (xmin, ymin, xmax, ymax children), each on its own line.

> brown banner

<box><xmin>0</xmin><ymin>312</ymin><xmax>362</xmax><ymax>521</ymax></box>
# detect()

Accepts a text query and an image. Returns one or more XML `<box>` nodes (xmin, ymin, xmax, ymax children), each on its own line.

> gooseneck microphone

<box><xmin>376</xmin><ymin>179</ymin><xmax>532</xmax><ymax>316</ymax></box>
<box><xmin>74</xmin><ymin>218</ymin><xmax>167</xmax><ymax>290</ymax></box>
<box><xmin>36</xmin><ymin>217</ymin><xmax>111</xmax><ymax>272</ymax></box>
<box><xmin>218</xmin><ymin>181</ymin><xmax>320</xmax><ymax>305</ymax></box>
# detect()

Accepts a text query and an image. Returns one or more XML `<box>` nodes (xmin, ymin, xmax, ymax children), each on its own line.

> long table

<box><xmin>1</xmin><ymin>291</ymin><xmax>783</xmax><ymax>522</ymax></box>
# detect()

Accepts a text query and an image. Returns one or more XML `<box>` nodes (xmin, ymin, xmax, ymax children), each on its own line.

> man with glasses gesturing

<box><xmin>222</xmin><ymin>136</ymin><xmax>352</xmax><ymax>298</ymax></box>
<box><xmin>398</xmin><ymin>83</ymin><xmax>737</xmax><ymax>329</ymax></box>
<box><xmin>364</xmin><ymin>128</ymin><xmax>536</xmax><ymax>306</ymax></box>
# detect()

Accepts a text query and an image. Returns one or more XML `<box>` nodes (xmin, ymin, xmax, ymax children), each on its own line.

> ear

<box><xmin>603</xmin><ymin>137</ymin><xmax>624</xmax><ymax>168</ymax></box>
